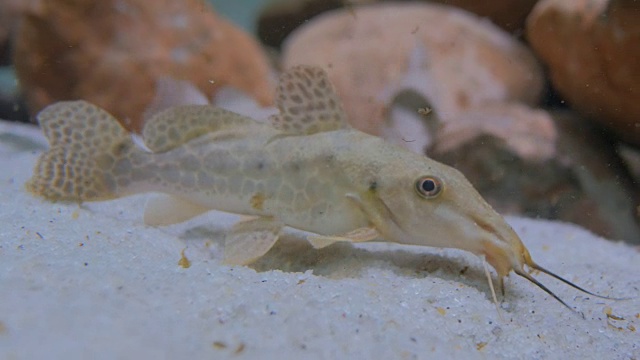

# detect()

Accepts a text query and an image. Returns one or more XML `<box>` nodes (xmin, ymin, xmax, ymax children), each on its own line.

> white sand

<box><xmin>1</xmin><ymin>120</ymin><xmax>638</xmax><ymax>359</ymax></box>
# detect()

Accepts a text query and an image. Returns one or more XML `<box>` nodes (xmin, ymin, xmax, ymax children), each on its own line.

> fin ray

<box><xmin>26</xmin><ymin>101</ymin><xmax>135</xmax><ymax>202</ymax></box>
<box><xmin>271</xmin><ymin>65</ymin><xmax>349</xmax><ymax>134</ymax></box>
<box><xmin>142</xmin><ymin>105</ymin><xmax>259</xmax><ymax>153</ymax></box>
<box><xmin>308</xmin><ymin>227</ymin><xmax>380</xmax><ymax>249</ymax></box>
<box><xmin>143</xmin><ymin>195</ymin><xmax>210</xmax><ymax>226</ymax></box>
<box><xmin>223</xmin><ymin>217</ymin><xmax>283</xmax><ymax>265</ymax></box>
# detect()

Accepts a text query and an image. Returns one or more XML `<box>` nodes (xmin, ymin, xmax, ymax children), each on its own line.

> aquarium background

<box><xmin>0</xmin><ymin>1</ymin><xmax>638</xmax><ymax>359</ymax></box>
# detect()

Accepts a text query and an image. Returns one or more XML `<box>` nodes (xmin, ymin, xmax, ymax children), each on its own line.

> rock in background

<box><xmin>13</xmin><ymin>0</ymin><xmax>275</xmax><ymax>133</ymax></box>
<box><xmin>1</xmin><ymin>0</ymin><xmax>638</xmax><ymax>242</ymax></box>
<box><xmin>281</xmin><ymin>3</ymin><xmax>544</xmax><ymax>136</ymax></box>
<box><xmin>279</xmin><ymin>2</ymin><xmax>640</xmax><ymax>242</ymax></box>
<box><xmin>425</xmin><ymin>0</ymin><xmax>539</xmax><ymax>32</ymax></box>
<box><xmin>258</xmin><ymin>0</ymin><xmax>345</xmax><ymax>48</ymax></box>
<box><xmin>258</xmin><ymin>0</ymin><xmax>539</xmax><ymax>48</ymax></box>
<box><xmin>527</xmin><ymin>0</ymin><xmax>640</xmax><ymax>146</ymax></box>
<box><xmin>429</xmin><ymin>105</ymin><xmax>640</xmax><ymax>241</ymax></box>
<box><xmin>0</xmin><ymin>0</ymin><xmax>25</xmax><ymax>66</ymax></box>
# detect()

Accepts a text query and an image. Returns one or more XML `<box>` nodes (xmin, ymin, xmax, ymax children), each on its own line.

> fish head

<box><xmin>356</xmin><ymin>140</ymin><xmax>614</xmax><ymax>311</ymax></box>
<box><xmin>370</xmin><ymin>153</ymin><xmax>531</xmax><ymax>278</ymax></box>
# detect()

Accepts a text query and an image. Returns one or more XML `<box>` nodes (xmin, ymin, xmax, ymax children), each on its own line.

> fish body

<box><xmin>125</xmin><ymin>123</ymin><xmax>373</xmax><ymax>235</ymax></box>
<box><xmin>26</xmin><ymin>65</ymin><xmax>614</xmax><ymax>310</ymax></box>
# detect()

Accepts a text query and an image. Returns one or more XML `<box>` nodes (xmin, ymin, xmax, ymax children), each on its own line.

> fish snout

<box><xmin>474</xmin><ymin>216</ymin><xmax>530</xmax><ymax>278</ymax></box>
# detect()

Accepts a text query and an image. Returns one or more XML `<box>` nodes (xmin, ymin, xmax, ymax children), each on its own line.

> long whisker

<box><xmin>514</xmin><ymin>269</ymin><xmax>584</xmax><ymax>318</ymax></box>
<box><xmin>529</xmin><ymin>263</ymin><xmax>629</xmax><ymax>301</ymax></box>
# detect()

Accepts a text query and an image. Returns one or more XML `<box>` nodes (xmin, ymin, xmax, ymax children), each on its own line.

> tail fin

<box><xmin>26</xmin><ymin>100</ymin><xmax>136</xmax><ymax>202</ymax></box>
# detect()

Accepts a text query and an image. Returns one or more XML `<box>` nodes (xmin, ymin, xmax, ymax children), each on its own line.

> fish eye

<box><xmin>415</xmin><ymin>176</ymin><xmax>443</xmax><ymax>198</ymax></box>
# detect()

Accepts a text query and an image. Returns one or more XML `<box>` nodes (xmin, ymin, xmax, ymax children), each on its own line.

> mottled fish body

<box><xmin>27</xmin><ymin>65</ymin><xmax>618</xmax><ymax>312</ymax></box>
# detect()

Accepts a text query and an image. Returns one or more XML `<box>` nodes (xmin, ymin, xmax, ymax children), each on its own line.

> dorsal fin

<box><xmin>142</xmin><ymin>105</ymin><xmax>258</xmax><ymax>153</ymax></box>
<box><xmin>143</xmin><ymin>77</ymin><xmax>210</xmax><ymax>121</ymax></box>
<box><xmin>270</xmin><ymin>65</ymin><xmax>350</xmax><ymax>134</ymax></box>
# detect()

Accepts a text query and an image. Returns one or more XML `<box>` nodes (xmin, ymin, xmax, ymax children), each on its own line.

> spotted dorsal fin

<box><xmin>270</xmin><ymin>65</ymin><xmax>350</xmax><ymax>134</ymax></box>
<box><xmin>142</xmin><ymin>105</ymin><xmax>258</xmax><ymax>153</ymax></box>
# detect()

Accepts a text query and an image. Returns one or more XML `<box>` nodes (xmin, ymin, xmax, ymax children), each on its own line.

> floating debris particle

<box><xmin>178</xmin><ymin>248</ymin><xmax>191</xmax><ymax>269</ymax></box>
<box><xmin>212</xmin><ymin>341</ymin><xmax>227</xmax><ymax>349</ymax></box>
<box><xmin>417</xmin><ymin>107</ymin><xmax>432</xmax><ymax>116</ymax></box>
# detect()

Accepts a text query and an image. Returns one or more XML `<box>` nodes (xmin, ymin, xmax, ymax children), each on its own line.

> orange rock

<box><xmin>282</xmin><ymin>3</ymin><xmax>543</xmax><ymax>136</ymax></box>
<box><xmin>14</xmin><ymin>0</ymin><xmax>274</xmax><ymax>133</ymax></box>
<box><xmin>527</xmin><ymin>0</ymin><xmax>640</xmax><ymax>145</ymax></box>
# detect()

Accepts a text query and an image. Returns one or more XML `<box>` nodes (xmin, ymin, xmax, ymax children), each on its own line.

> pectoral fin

<box><xmin>307</xmin><ymin>227</ymin><xmax>380</xmax><ymax>249</ymax></box>
<box><xmin>344</xmin><ymin>192</ymin><xmax>402</xmax><ymax>240</ymax></box>
<box><xmin>223</xmin><ymin>217</ymin><xmax>283</xmax><ymax>265</ymax></box>
<box><xmin>143</xmin><ymin>195</ymin><xmax>209</xmax><ymax>226</ymax></box>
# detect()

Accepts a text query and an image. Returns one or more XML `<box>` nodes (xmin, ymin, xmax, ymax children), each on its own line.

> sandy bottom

<box><xmin>1</xmin><ymin>120</ymin><xmax>638</xmax><ymax>359</ymax></box>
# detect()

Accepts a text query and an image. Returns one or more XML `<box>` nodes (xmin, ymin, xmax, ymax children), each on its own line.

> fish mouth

<box><xmin>475</xmin><ymin>217</ymin><xmax>627</xmax><ymax>314</ymax></box>
<box><xmin>470</xmin><ymin>214</ymin><xmax>515</xmax><ymax>276</ymax></box>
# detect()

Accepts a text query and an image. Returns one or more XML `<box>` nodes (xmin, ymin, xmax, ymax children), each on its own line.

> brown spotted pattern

<box><xmin>26</xmin><ymin>101</ymin><xmax>136</xmax><ymax>202</ymax></box>
<box><xmin>25</xmin><ymin>66</ymin><xmax>561</xmax><ymax>300</ymax></box>
<box><xmin>271</xmin><ymin>65</ymin><xmax>349</xmax><ymax>134</ymax></box>
<box><xmin>25</xmin><ymin>67</ymin><xmax>367</xmax><ymax>233</ymax></box>
<box><xmin>142</xmin><ymin>105</ymin><xmax>258</xmax><ymax>153</ymax></box>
